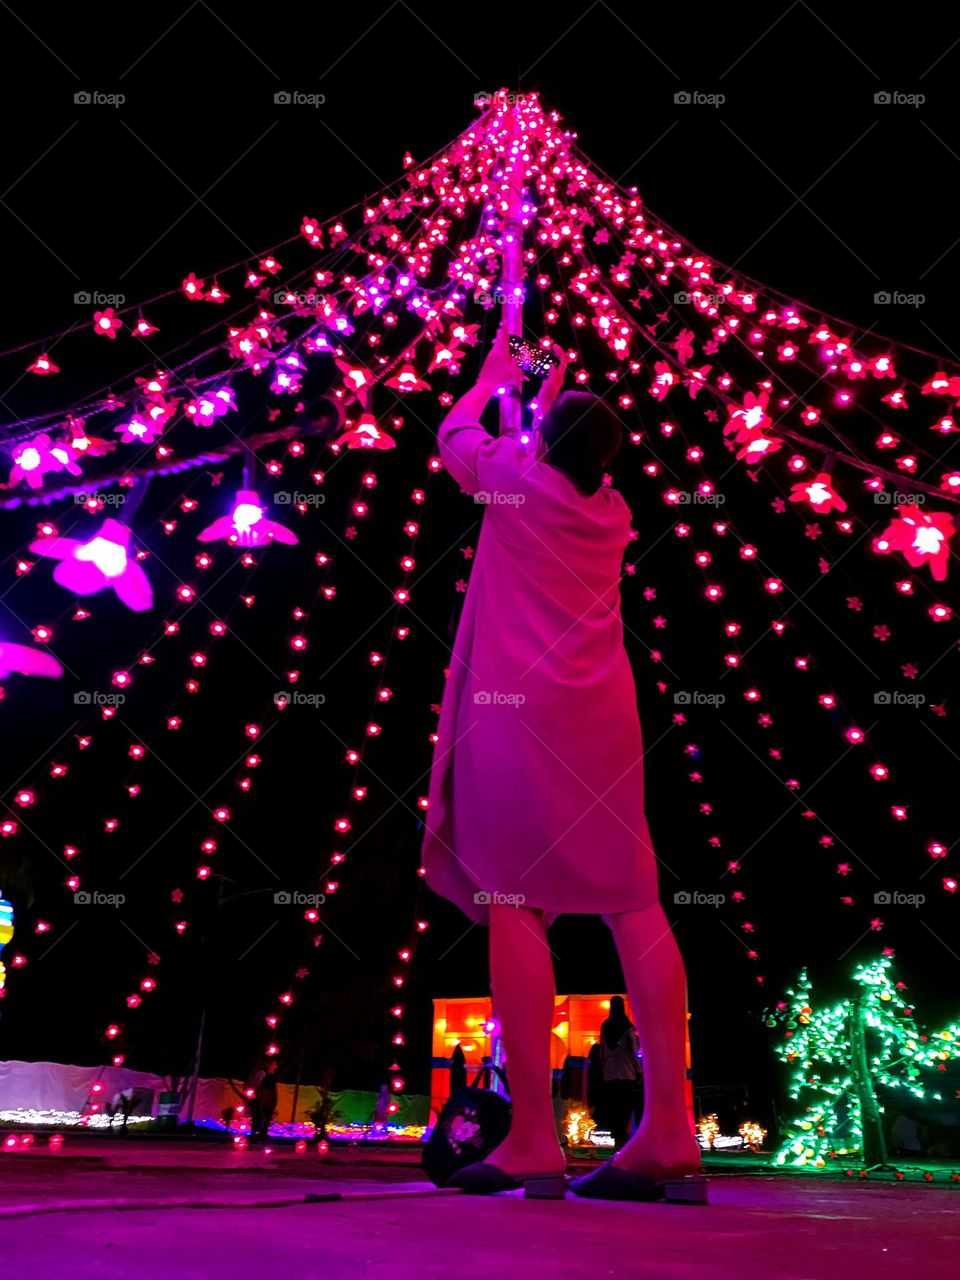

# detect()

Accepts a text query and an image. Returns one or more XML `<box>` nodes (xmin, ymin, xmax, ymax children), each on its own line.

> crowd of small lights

<box><xmin>0</xmin><ymin>1108</ymin><xmax>152</xmax><ymax>1129</ymax></box>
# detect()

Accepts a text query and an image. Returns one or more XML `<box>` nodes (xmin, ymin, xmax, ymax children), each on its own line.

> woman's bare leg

<box><xmin>483</xmin><ymin>902</ymin><xmax>565</xmax><ymax>1174</ymax></box>
<box><xmin>605</xmin><ymin>902</ymin><xmax>701</xmax><ymax>1174</ymax></box>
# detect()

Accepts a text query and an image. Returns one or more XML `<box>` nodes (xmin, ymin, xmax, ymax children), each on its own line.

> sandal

<box><xmin>447</xmin><ymin>1162</ymin><xmax>568</xmax><ymax>1199</ymax></box>
<box><xmin>570</xmin><ymin>1162</ymin><xmax>708</xmax><ymax>1204</ymax></box>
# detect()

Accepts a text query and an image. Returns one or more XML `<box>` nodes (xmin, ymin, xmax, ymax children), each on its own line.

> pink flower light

<box><xmin>0</xmin><ymin>641</ymin><xmax>63</xmax><ymax>681</ymax></box>
<box><xmin>28</xmin><ymin>520</ymin><xmax>152</xmax><ymax>611</ymax></box>
<box><xmin>874</xmin><ymin>509</ymin><xmax>955</xmax><ymax>581</ymax></box>
<box><xmin>197</xmin><ymin>490</ymin><xmax>299</xmax><ymax>549</ymax></box>
<box><xmin>789</xmin><ymin>472</ymin><xmax>847</xmax><ymax>514</ymax></box>
<box><xmin>333</xmin><ymin>413</ymin><xmax>396</xmax><ymax>451</ymax></box>
<box><xmin>9</xmin><ymin>435</ymin><xmax>82</xmax><ymax>490</ymax></box>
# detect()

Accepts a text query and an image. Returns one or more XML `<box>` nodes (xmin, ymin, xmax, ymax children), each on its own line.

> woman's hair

<box><xmin>600</xmin><ymin>994</ymin><xmax>632</xmax><ymax>1049</ymax></box>
<box><xmin>538</xmin><ymin>391</ymin><xmax>623</xmax><ymax>495</ymax></box>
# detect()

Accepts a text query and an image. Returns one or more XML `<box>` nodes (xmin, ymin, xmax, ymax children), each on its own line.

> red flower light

<box><xmin>875</xmin><ymin>509</ymin><xmax>955</xmax><ymax>581</ymax></box>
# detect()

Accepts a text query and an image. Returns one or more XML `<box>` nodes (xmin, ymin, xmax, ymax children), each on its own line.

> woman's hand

<box><xmin>477</xmin><ymin>323</ymin><xmax>524</xmax><ymax>391</ymax></box>
<box><xmin>534</xmin><ymin>343</ymin><xmax>569</xmax><ymax>423</ymax></box>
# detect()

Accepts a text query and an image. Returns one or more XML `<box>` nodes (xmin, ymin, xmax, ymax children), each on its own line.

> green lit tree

<box><xmin>766</xmin><ymin>957</ymin><xmax>959</xmax><ymax>1169</ymax></box>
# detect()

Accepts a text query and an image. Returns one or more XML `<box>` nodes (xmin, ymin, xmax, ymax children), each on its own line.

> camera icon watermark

<box><xmin>673</xmin><ymin>691</ymin><xmax>726</xmax><ymax>707</ymax></box>
<box><xmin>74</xmin><ymin>691</ymin><xmax>126</xmax><ymax>706</ymax></box>
<box><xmin>74</xmin><ymin>491</ymin><xmax>126</xmax><ymax>507</ymax></box>
<box><xmin>74</xmin><ymin>290</ymin><xmax>126</xmax><ymax>306</ymax></box>
<box><xmin>474</xmin><ymin>890</ymin><xmax>526</xmax><ymax>906</ymax></box>
<box><xmin>474</xmin><ymin>90</ymin><xmax>530</xmax><ymax>108</ymax></box>
<box><xmin>274</xmin><ymin>690</ymin><xmax>325</xmax><ymax>709</ymax></box>
<box><xmin>473</xmin><ymin>690</ymin><xmax>526</xmax><ymax>706</ymax></box>
<box><xmin>74</xmin><ymin>90</ymin><xmax>125</xmax><ymax>108</ymax></box>
<box><xmin>474</xmin><ymin>490</ymin><xmax>526</xmax><ymax>506</ymax></box>
<box><xmin>673</xmin><ymin>291</ymin><xmax>725</xmax><ymax>307</ymax></box>
<box><xmin>274</xmin><ymin>890</ymin><xmax>326</xmax><ymax>906</ymax></box>
<box><xmin>665</xmin><ymin>490</ymin><xmax>726</xmax><ymax>506</ymax></box>
<box><xmin>274</xmin><ymin>90</ymin><xmax>326</xmax><ymax>107</ymax></box>
<box><xmin>674</xmin><ymin>90</ymin><xmax>725</xmax><ymax>107</ymax></box>
<box><xmin>74</xmin><ymin>890</ymin><xmax>125</xmax><ymax>907</ymax></box>
<box><xmin>673</xmin><ymin>890</ymin><xmax>725</xmax><ymax>907</ymax></box>
<box><xmin>873</xmin><ymin>290</ymin><xmax>925</xmax><ymax>308</ymax></box>
<box><xmin>273</xmin><ymin>289</ymin><xmax>321</xmax><ymax>307</ymax></box>
<box><xmin>874</xmin><ymin>90</ymin><xmax>924</xmax><ymax>107</ymax></box>
<box><xmin>873</xmin><ymin>490</ymin><xmax>925</xmax><ymax>505</ymax></box>
<box><xmin>873</xmin><ymin>691</ymin><xmax>926</xmax><ymax>707</ymax></box>
<box><xmin>274</xmin><ymin>491</ymin><xmax>325</xmax><ymax>506</ymax></box>
<box><xmin>474</xmin><ymin>289</ymin><xmax>524</xmax><ymax>308</ymax></box>
<box><xmin>874</xmin><ymin>890</ymin><xmax>925</xmax><ymax>907</ymax></box>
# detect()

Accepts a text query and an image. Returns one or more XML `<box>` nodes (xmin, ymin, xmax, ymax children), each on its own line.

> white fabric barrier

<box><xmin>0</xmin><ymin>1059</ymin><xmax>239</xmax><ymax>1122</ymax></box>
<box><xmin>0</xmin><ymin>1060</ymin><xmax>428</xmax><ymax>1128</ymax></box>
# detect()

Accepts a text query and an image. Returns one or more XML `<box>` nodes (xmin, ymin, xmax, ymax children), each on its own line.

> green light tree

<box><xmin>767</xmin><ymin>957</ymin><xmax>958</xmax><ymax>1169</ymax></box>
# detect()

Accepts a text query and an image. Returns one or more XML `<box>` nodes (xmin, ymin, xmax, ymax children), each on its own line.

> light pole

<box><xmin>182</xmin><ymin>878</ymin><xmax>278</xmax><ymax>1124</ymax></box>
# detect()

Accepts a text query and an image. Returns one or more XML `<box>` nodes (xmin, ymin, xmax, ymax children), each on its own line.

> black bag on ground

<box><xmin>421</xmin><ymin>1065</ymin><xmax>511</xmax><ymax>1186</ymax></box>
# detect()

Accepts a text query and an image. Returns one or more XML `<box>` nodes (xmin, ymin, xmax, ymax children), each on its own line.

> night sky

<box><xmin>1</xmin><ymin>4</ymin><xmax>958</xmax><ymax>1126</ymax></box>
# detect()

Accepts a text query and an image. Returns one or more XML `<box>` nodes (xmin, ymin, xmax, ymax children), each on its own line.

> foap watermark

<box><xmin>674</xmin><ymin>90</ymin><xmax>725</xmax><ymax>108</ymax></box>
<box><xmin>874</xmin><ymin>691</ymin><xmax>926</xmax><ymax>707</ymax></box>
<box><xmin>74</xmin><ymin>491</ymin><xmax>126</xmax><ymax>507</ymax></box>
<box><xmin>674</xmin><ymin>291</ymin><xmax>725</xmax><ymax>307</ymax></box>
<box><xmin>674</xmin><ymin>691</ymin><xmax>726</xmax><ymax>707</ymax></box>
<box><xmin>274</xmin><ymin>491</ymin><xmax>325</xmax><ymax>507</ymax></box>
<box><xmin>274</xmin><ymin>890</ymin><xmax>326</xmax><ymax>906</ymax></box>
<box><xmin>874</xmin><ymin>290</ymin><xmax>925</xmax><ymax>308</ymax></box>
<box><xmin>74</xmin><ymin>90</ymin><xmax>125</xmax><ymax>108</ymax></box>
<box><xmin>674</xmin><ymin>890</ymin><xmax>725</xmax><ymax>907</ymax></box>
<box><xmin>74</xmin><ymin>890</ymin><xmax>125</xmax><ymax>907</ymax></box>
<box><xmin>475</xmin><ymin>490</ymin><xmax>526</xmax><ymax>506</ymax></box>
<box><xmin>474</xmin><ymin>289</ymin><xmax>524</xmax><ymax>307</ymax></box>
<box><xmin>474</xmin><ymin>890</ymin><xmax>526</xmax><ymax>906</ymax></box>
<box><xmin>273</xmin><ymin>289</ymin><xmax>321</xmax><ymax>307</ymax></box>
<box><xmin>74</xmin><ymin>690</ymin><xmax>126</xmax><ymax>706</ymax></box>
<box><xmin>667</xmin><ymin>489</ymin><xmax>726</xmax><ymax>506</ymax></box>
<box><xmin>74</xmin><ymin>290</ymin><xmax>127</xmax><ymax>306</ymax></box>
<box><xmin>874</xmin><ymin>90</ymin><xmax>925</xmax><ymax>108</ymax></box>
<box><xmin>474</xmin><ymin>690</ymin><xmax>526</xmax><ymax>707</ymax></box>
<box><xmin>474</xmin><ymin>90</ymin><xmax>533</xmax><ymax>108</ymax></box>
<box><xmin>873</xmin><ymin>490</ymin><xmax>925</xmax><ymax>505</ymax></box>
<box><xmin>874</xmin><ymin>890</ymin><xmax>925</xmax><ymax>907</ymax></box>
<box><xmin>274</xmin><ymin>90</ymin><xmax>326</xmax><ymax>107</ymax></box>
<box><xmin>274</xmin><ymin>690</ymin><xmax>326</xmax><ymax>709</ymax></box>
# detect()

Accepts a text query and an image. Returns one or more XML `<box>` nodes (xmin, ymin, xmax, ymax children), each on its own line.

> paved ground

<box><xmin>1</xmin><ymin>1140</ymin><xmax>957</xmax><ymax>1278</ymax></box>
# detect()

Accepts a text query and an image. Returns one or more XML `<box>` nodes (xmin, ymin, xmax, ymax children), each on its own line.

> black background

<box><xmin>1</xmin><ymin>3</ymin><xmax>958</xmax><ymax>1126</ymax></box>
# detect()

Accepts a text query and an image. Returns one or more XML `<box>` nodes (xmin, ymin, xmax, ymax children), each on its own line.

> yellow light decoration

<box><xmin>564</xmin><ymin>1105</ymin><xmax>597</xmax><ymax>1147</ymax></box>
<box><xmin>739</xmin><ymin>1120</ymin><xmax>767</xmax><ymax>1151</ymax></box>
<box><xmin>697</xmin><ymin>1113</ymin><xmax>720</xmax><ymax>1149</ymax></box>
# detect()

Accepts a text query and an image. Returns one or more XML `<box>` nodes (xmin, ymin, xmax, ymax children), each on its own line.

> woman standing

<box><xmin>422</xmin><ymin>327</ymin><xmax>703</xmax><ymax>1202</ymax></box>
<box><xmin>597</xmin><ymin>996</ymin><xmax>643</xmax><ymax>1150</ymax></box>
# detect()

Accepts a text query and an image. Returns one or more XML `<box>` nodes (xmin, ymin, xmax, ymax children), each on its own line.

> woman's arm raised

<box><xmin>437</xmin><ymin>324</ymin><xmax>524</xmax><ymax>491</ymax></box>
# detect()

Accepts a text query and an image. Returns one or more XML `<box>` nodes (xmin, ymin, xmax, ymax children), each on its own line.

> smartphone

<box><xmin>508</xmin><ymin>335</ymin><xmax>560</xmax><ymax>377</ymax></box>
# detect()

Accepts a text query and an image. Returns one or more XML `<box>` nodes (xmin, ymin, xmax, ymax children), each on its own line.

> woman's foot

<box><xmin>609</xmin><ymin>1126</ymin><xmax>702</xmax><ymax>1180</ymax></box>
<box><xmin>481</xmin><ymin>1133</ymin><xmax>566</xmax><ymax>1178</ymax></box>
